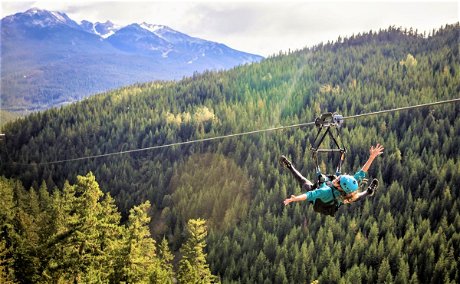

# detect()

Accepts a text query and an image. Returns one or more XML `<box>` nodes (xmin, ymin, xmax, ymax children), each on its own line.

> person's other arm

<box><xmin>347</xmin><ymin>144</ymin><xmax>384</xmax><ymax>203</ymax></box>
<box><xmin>361</xmin><ymin>144</ymin><xmax>384</xmax><ymax>172</ymax></box>
<box><xmin>283</xmin><ymin>194</ymin><xmax>307</xmax><ymax>206</ymax></box>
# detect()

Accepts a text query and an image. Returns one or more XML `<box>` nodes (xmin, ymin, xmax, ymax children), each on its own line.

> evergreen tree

<box><xmin>275</xmin><ymin>262</ymin><xmax>288</xmax><ymax>284</ymax></box>
<box><xmin>342</xmin><ymin>264</ymin><xmax>362</xmax><ymax>284</ymax></box>
<box><xmin>121</xmin><ymin>201</ymin><xmax>159</xmax><ymax>283</ymax></box>
<box><xmin>409</xmin><ymin>271</ymin><xmax>420</xmax><ymax>284</ymax></box>
<box><xmin>41</xmin><ymin>173</ymin><xmax>123</xmax><ymax>282</ymax></box>
<box><xmin>97</xmin><ymin>193</ymin><xmax>124</xmax><ymax>282</ymax></box>
<box><xmin>377</xmin><ymin>258</ymin><xmax>393</xmax><ymax>284</ymax></box>
<box><xmin>0</xmin><ymin>177</ymin><xmax>16</xmax><ymax>282</ymax></box>
<box><xmin>395</xmin><ymin>255</ymin><xmax>410</xmax><ymax>284</ymax></box>
<box><xmin>12</xmin><ymin>200</ymin><xmax>40</xmax><ymax>282</ymax></box>
<box><xmin>0</xmin><ymin>238</ymin><xmax>15</xmax><ymax>283</ymax></box>
<box><xmin>178</xmin><ymin>219</ymin><xmax>217</xmax><ymax>283</ymax></box>
<box><xmin>150</xmin><ymin>237</ymin><xmax>175</xmax><ymax>284</ymax></box>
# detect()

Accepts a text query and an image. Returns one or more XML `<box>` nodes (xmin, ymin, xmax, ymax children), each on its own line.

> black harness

<box><xmin>311</xmin><ymin>180</ymin><xmax>348</xmax><ymax>216</ymax></box>
<box><xmin>309</xmin><ymin>113</ymin><xmax>347</xmax><ymax>216</ymax></box>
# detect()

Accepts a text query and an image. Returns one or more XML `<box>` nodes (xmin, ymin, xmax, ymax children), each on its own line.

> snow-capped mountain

<box><xmin>139</xmin><ymin>23</ymin><xmax>199</xmax><ymax>44</ymax></box>
<box><xmin>80</xmin><ymin>20</ymin><xmax>120</xmax><ymax>38</ymax></box>
<box><xmin>1</xmin><ymin>8</ymin><xmax>263</xmax><ymax>112</ymax></box>
<box><xmin>4</xmin><ymin>7</ymin><xmax>81</xmax><ymax>30</ymax></box>
<box><xmin>106</xmin><ymin>23</ymin><xmax>171</xmax><ymax>55</ymax></box>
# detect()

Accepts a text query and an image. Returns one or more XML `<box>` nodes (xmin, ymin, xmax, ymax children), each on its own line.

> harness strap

<box><xmin>310</xmin><ymin>113</ymin><xmax>346</xmax><ymax>175</ymax></box>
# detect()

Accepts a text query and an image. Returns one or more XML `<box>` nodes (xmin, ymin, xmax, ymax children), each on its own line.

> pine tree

<box><xmin>0</xmin><ymin>177</ymin><xmax>16</xmax><ymax>282</ymax></box>
<box><xmin>42</xmin><ymin>173</ymin><xmax>123</xmax><ymax>283</ymax></box>
<box><xmin>37</xmin><ymin>181</ymin><xmax>53</xmax><ymax>241</ymax></box>
<box><xmin>275</xmin><ymin>262</ymin><xmax>288</xmax><ymax>284</ymax></box>
<box><xmin>150</xmin><ymin>237</ymin><xmax>175</xmax><ymax>284</ymax></box>
<box><xmin>377</xmin><ymin>257</ymin><xmax>393</xmax><ymax>284</ymax></box>
<box><xmin>343</xmin><ymin>264</ymin><xmax>362</xmax><ymax>284</ymax></box>
<box><xmin>0</xmin><ymin>238</ymin><xmax>15</xmax><ymax>283</ymax></box>
<box><xmin>395</xmin><ymin>255</ymin><xmax>410</xmax><ymax>284</ymax></box>
<box><xmin>14</xmin><ymin>201</ymin><xmax>40</xmax><ymax>281</ymax></box>
<box><xmin>122</xmin><ymin>201</ymin><xmax>159</xmax><ymax>283</ymax></box>
<box><xmin>178</xmin><ymin>218</ymin><xmax>217</xmax><ymax>283</ymax></box>
<box><xmin>97</xmin><ymin>193</ymin><xmax>124</xmax><ymax>282</ymax></box>
<box><xmin>409</xmin><ymin>271</ymin><xmax>420</xmax><ymax>284</ymax></box>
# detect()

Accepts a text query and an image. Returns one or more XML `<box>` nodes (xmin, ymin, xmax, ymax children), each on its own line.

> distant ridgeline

<box><xmin>1</xmin><ymin>23</ymin><xmax>459</xmax><ymax>283</ymax></box>
<box><xmin>0</xmin><ymin>8</ymin><xmax>263</xmax><ymax>112</ymax></box>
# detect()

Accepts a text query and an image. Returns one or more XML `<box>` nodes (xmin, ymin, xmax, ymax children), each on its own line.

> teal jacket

<box><xmin>305</xmin><ymin>170</ymin><xmax>367</xmax><ymax>205</ymax></box>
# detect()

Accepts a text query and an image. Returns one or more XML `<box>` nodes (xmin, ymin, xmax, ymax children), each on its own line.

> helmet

<box><xmin>339</xmin><ymin>175</ymin><xmax>359</xmax><ymax>194</ymax></box>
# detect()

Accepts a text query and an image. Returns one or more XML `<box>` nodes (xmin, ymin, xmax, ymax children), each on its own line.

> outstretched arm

<box><xmin>345</xmin><ymin>144</ymin><xmax>384</xmax><ymax>204</ymax></box>
<box><xmin>361</xmin><ymin>144</ymin><xmax>384</xmax><ymax>172</ymax></box>
<box><xmin>283</xmin><ymin>194</ymin><xmax>307</xmax><ymax>206</ymax></box>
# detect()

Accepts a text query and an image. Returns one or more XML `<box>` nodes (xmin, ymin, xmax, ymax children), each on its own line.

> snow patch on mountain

<box><xmin>79</xmin><ymin>20</ymin><xmax>121</xmax><ymax>38</ymax></box>
<box><xmin>140</xmin><ymin>22</ymin><xmax>163</xmax><ymax>33</ymax></box>
<box><xmin>50</xmin><ymin>11</ymin><xmax>66</xmax><ymax>23</ymax></box>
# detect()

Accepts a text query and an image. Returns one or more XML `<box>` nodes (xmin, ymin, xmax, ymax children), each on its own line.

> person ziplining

<box><xmin>281</xmin><ymin>112</ymin><xmax>383</xmax><ymax>216</ymax></box>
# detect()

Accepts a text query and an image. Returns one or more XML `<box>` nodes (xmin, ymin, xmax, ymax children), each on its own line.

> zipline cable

<box><xmin>7</xmin><ymin>97</ymin><xmax>460</xmax><ymax>166</ymax></box>
<box><xmin>34</xmin><ymin>121</ymin><xmax>317</xmax><ymax>165</ymax></box>
<box><xmin>344</xmin><ymin>98</ymin><xmax>460</xmax><ymax>120</ymax></box>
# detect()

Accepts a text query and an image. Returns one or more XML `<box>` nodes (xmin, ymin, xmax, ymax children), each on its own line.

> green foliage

<box><xmin>0</xmin><ymin>24</ymin><xmax>459</xmax><ymax>283</ymax></box>
<box><xmin>0</xmin><ymin>238</ymin><xmax>15</xmax><ymax>283</ymax></box>
<box><xmin>120</xmin><ymin>200</ymin><xmax>162</xmax><ymax>283</ymax></box>
<box><xmin>0</xmin><ymin>110</ymin><xmax>21</xmax><ymax>129</ymax></box>
<box><xmin>151</xmin><ymin>237</ymin><xmax>175</xmax><ymax>283</ymax></box>
<box><xmin>399</xmin><ymin>53</ymin><xmax>418</xmax><ymax>67</ymax></box>
<box><xmin>41</xmin><ymin>173</ymin><xmax>118</xmax><ymax>282</ymax></box>
<box><xmin>169</xmin><ymin>153</ymin><xmax>251</xmax><ymax>232</ymax></box>
<box><xmin>178</xmin><ymin>219</ymin><xmax>217</xmax><ymax>283</ymax></box>
<box><xmin>0</xmin><ymin>174</ymin><xmax>186</xmax><ymax>283</ymax></box>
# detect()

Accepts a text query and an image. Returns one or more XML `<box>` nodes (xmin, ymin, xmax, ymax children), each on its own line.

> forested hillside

<box><xmin>1</xmin><ymin>24</ymin><xmax>459</xmax><ymax>283</ymax></box>
<box><xmin>0</xmin><ymin>110</ymin><xmax>20</xmax><ymax>128</ymax></box>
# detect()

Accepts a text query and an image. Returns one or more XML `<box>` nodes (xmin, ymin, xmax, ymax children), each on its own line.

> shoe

<box><xmin>279</xmin><ymin>155</ymin><xmax>292</xmax><ymax>169</ymax></box>
<box><xmin>366</xmin><ymin>179</ymin><xmax>379</xmax><ymax>196</ymax></box>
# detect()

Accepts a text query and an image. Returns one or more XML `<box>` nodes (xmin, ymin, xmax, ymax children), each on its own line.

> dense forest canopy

<box><xmin>1</xmin><ymin>24</ymin><xmax>459</xmax><ymax>283</ymax></box>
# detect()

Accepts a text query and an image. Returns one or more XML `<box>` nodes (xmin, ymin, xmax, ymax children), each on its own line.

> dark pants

<box><xmin>287</xmin><ymin>163</ymin><xmax>314</xmax><ymax>192</ymax></box>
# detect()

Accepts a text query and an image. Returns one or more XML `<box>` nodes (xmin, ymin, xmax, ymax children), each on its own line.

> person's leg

<box><xmin>280</xmin><ymin>155</ymin><xmax>314</xmax><ymax>190</ymax></box>
<box><xmin>353</xmin><ymin>179</ymin><xmax>379</xmax><ymax>202</ymax></box>
<box><xmin>366</xmin><ymin>178</ymin><xmax>379</xmax><ymax>196</ymax></box>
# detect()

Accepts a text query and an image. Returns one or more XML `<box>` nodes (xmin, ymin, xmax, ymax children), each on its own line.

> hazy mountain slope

<box><xmin>0</xmin><ymin>8</ymin><xmax>263</xmax><ymax>112</ymax></box>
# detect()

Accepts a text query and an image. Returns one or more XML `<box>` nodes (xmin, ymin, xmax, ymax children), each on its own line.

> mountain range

<box><xmin>0</xmin><ymin>8</ymin><xmax>263</xmax><ymax>112</ymax></box>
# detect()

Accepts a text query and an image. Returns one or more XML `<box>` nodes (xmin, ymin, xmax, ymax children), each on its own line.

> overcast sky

<box><xmin>2</xmin><ymin>0</ymin><xmax>458</xmax><ymax>57</ymax></box>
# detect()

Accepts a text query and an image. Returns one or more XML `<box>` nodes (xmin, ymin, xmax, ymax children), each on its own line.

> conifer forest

<box><xmin>1</xmin><ymin>24</ymin><xmax>459</xmax><ymax>283</ymax></box>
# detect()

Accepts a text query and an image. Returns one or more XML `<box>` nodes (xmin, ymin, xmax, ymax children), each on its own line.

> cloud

<box><xmin>1</xmin><ymin>1</ymin><xmax>35</xmax><ymax>16</ymax></box>
<box><xmin>172</xmin><ymin>1</ymin><xmax>458</xmax><ymax>55</ymax></box>
<box><xmin>2</xmin><ymin>0</ymin><xmax>458</xmax><ymax>56</ymax></box>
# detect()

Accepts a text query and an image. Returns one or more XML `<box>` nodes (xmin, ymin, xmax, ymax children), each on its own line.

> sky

<box><xmin>1</xmin><ymin>0</ymin><xmax>458</xmax><ymax>57</ymax></box>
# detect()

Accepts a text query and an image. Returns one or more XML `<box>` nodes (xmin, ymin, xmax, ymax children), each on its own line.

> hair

<box><xmin>341</xmin><ymin>192</ymin><xmax>357</xmax><ymax>204</ymax></box>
